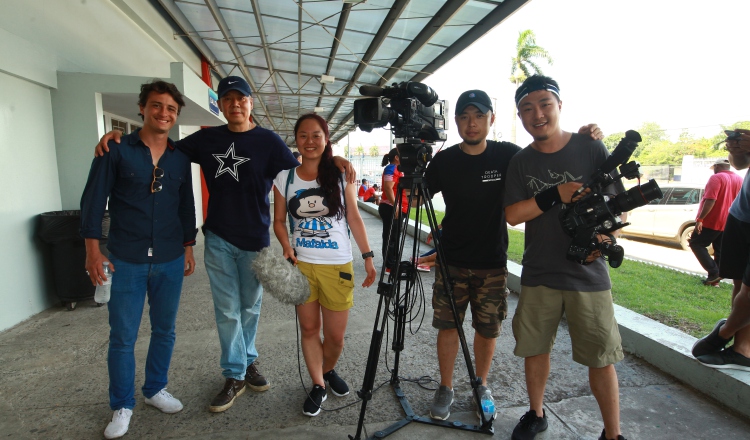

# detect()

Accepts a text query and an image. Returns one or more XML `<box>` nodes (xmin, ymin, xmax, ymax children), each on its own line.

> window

<box><xmin>111</xmin><ymin>118</ymin><xmax>128</xmax><ymax>133</ymax></box>
<box><xmin>665</xmin><ymin>188</ymin><xmax>701</xmax><ymax>205</ymax></box>
<box><xmin>103</xmin><ymin>112</ymin><xmax>142</xmax><ymax>134</ymax></box>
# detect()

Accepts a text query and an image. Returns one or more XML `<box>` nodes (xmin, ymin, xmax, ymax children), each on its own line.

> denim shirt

<box><xmin>80</xmin><ymin>129</ymin><xmax>197</xmax><ymax>264</ymax></box>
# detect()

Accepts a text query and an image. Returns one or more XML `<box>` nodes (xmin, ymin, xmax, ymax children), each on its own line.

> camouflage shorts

<box><xmin>431</xmin><ymin>262</ymin><xmax>509</xmax><ymax>339</ymax></box>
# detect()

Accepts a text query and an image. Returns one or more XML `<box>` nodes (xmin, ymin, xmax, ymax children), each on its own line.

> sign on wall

<box><xmin>209</xmin><ymin>89</ymin><xmax>219</xmax><ymax>116</ymax></box>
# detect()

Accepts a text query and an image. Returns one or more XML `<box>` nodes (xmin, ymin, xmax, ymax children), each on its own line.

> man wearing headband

<box><xmin>423</xmin><ymin>89</ymin><xmax>603</xmax><ymax>422</ymax></box>
<box><xmin>504</xmin><ymin>75</ymin><xmax>627</xmax><ymax>440</ymax></box>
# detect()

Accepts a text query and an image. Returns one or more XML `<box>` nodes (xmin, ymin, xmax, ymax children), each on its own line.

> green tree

<box><xmin>354</xmin><ymin>145</ymin><xmax>365</xmax><ymax>156</ymax></box>
<box><xmin>602</xmin><ymin>132</ymin><xmax>626</xmax><ymax>153</ymax></box>
<box><xmin>344</xmin><ymin>145</ymin><xmax>349</xmax><ymax>157</ymax></box>
<box><xmin>632</xmin><ymin>122</ymin><xmax>669</xmax><ymax>160</ymax></box>
<box><xmin>509</xmin><ymin>30</ymin><xmax>553</xmax><ymax>143</ymax></box>
<box><xmin>369</xmin><ymin>145</ymin><xmax>380</xmax><ymax>157</ymax></box>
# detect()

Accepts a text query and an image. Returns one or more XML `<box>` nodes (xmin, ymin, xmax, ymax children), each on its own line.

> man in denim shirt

<box><xmin>80</xmin><ymin>80</ymin><xmax>196</xmax><ymax>439</ymax></box>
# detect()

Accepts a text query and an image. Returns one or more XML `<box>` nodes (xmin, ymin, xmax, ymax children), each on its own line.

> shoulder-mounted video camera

<box><xmin>354</xmin><ymin>82</ymin><xmax>448</xmax><ymax>174</ymax></box>
<box><xmin>559</xmin><ymin>130</ymin><xmax>663</xmax><ymax>268</ymax></box>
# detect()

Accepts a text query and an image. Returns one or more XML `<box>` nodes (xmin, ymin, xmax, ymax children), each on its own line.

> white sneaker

<box><xmin>104</xmin><ymin>408</ymin><xmax>132</xmax><ymax>439</ymax></box>
<box><xmin>144</xmin><ymin>388</ymin><xmax>184</xmax><ymax>414</ymax></box>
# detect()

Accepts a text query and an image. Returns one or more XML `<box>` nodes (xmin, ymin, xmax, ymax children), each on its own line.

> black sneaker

<box><xmin>692</xmin><ymin>319</ymin><xmax>731</xmax><ymax>357</ymax></box>
<box><xmin>302</xmin><ymin>384</ymin><xmax>327</xmax><ymax>417</ymax></box>
<box><xmin>598</xmin><ymin>429</ymin><xmax>627</xmax><ymax>440</ymax></box>
<box><xmin>511</xmin><ymin>409</ymin><xmax>548</xmax><ymax>440</ymax></box>
<box><xmin>697</xmin><ymin>346</ymin><xmax>750</xmax><ymax>372</ymax></box>
<box><xmin>245</xmin><ymin>362</ymin><xmax>270</xmax><ymax>392</ymax></box>
<box><xmin>703</xmin><ymin>274</ymin><xmax>722</xmax><ymax>285</ymax></box>
<box><xmin>323</xmin><ymin>369</ymin><xmax>350</xmax><ymax>397</ymax></box>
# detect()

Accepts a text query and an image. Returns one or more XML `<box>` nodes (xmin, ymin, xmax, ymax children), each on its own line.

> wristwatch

<box><xmin>362</xmin><ymin>251</ymin><xmax>374</xmax><ymax>260</ymax></box>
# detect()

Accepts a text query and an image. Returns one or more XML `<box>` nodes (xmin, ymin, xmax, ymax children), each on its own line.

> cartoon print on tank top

<box><xmin>288</xmin><ymin>187</ymin><xmax>334</xmax><ymax>237</ymax></box>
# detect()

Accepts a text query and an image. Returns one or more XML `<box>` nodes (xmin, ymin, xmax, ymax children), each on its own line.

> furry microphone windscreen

<box><xmin>252</xmin><ymin>247</ymin><xmax>311</xmax><ymax>305</ymax></box>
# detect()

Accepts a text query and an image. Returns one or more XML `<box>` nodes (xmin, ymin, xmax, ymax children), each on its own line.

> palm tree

<box><xmin>509</xmin><ymin>30</ymin><xmax>553</xmax><ymax>143</ymax></box>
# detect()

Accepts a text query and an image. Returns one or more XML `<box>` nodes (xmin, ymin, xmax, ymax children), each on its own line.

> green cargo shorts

<box><xmin>431</xmin><ymin>262</ymin><xmax>508</xmax><ymax>339</ymax></box>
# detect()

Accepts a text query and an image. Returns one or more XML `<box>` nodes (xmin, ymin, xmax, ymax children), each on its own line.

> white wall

<box><xmin>0</xmin><ymin>72</ymin><xmax>62</xmax><ymax>330</ymax></box>
<box><xmin>0</xmin><ymin>0</ymin><xmax>211</xmax><ymax>330</ymax></box>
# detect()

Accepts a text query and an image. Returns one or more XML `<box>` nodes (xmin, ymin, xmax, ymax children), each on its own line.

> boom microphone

<box><xmin>359</xmin><ymin>84</ymin><xmax>385</xmax><ymax>97</ymax></box>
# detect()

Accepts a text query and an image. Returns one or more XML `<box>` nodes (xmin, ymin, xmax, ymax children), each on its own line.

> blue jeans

<box><xmin>204</xmin><ymin>231</ymin><xmax>262</xmax><ymax>380</ymax></box>
<box><xmin>107</xmin><ymin>254</ymin><xmax>185</xmax><ymax>410</ymax></box>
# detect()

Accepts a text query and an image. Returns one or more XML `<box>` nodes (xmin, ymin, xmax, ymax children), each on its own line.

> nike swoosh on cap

<box><xmin>228</xmin><ymin>81</ymin><xmax>237</xmax><ymax>84</ymax></box>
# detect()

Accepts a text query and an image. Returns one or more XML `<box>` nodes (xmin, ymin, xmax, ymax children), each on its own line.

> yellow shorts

<box><xmin>512</xmin><ymin>285</ymin><xmax>623</xmax><ymax>368</ymax></box>
<box><xmin>296</xmin><ymin>261</ymin><xmax>355</xmax><ymax>311</ymax></box>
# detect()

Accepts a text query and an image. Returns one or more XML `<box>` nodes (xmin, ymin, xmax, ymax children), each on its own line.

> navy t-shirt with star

<box><xmin>177</xmin><ymin>125</ymin><xmax>299</xmax><ymax>251</ymax></box>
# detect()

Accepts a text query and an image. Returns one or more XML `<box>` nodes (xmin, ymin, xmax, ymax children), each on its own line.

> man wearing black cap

<box><xmin>423</xmin><ymin>89</ymin><xmax>519</xmax><ymax>421</ymax></box>
<box><xmin>423</xmin><ymin>89</ymin><xmax>603</xmax><ymax>422</ymax></box>
<box><xmin>95</xmin><ymin>76</ymin><xmax>353</xmax><ymax>413</ymax></box>
<box><xmin>504</xmin><ymin>75</ymin><xmax>627</xmax><ymax>440</ymax></box>
<box><xmin>689</xmin><ymin>158</ymin><xmax>742</xmax><ymax>285</ymax></box>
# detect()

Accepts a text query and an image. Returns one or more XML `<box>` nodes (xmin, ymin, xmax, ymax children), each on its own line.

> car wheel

<box><xmin>680</xmin><ymin>225</ymin><xmax>694</xmax><ymax>251</ymax></box>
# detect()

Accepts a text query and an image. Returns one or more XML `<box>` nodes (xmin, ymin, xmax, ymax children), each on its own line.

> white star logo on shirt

<box><xmin>213</xmin><ymin>143</ymin><xmax>250</xmax><ymax>181</ymax></box>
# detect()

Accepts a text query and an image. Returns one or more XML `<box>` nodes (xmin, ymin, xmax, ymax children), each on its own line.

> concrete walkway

<box><xmin>1</xmin><ymin>209</ymin><xmax>749</xmax><ymax>439</ymax></box>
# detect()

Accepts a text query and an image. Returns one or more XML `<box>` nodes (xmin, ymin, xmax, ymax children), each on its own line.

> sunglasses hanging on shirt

<box><xmin>151</xmin><ymin>166</ymin><xmax>164</xmax><ymax>193</ymax></box>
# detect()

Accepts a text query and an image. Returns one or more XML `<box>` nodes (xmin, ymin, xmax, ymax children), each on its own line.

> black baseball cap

<box><xmin>455</xmin><ymin>90</ymin><xmax>493</xmax><ymax>115</ymax></box>
<box><xmin>217</xmin><ymin>76</ymin><xmax>252</xmax><ymax>99</ymax></box>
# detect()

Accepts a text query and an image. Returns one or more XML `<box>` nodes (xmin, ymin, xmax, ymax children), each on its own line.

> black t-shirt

<box><xmin>177</xmin><ymin>125</ymin><xmax>299</xmax><ymax>251</ymax></box>
<box><xmin>425</xmin><ymin>140</ymin><xmax>522</xmax><ymax>269</ymax></box>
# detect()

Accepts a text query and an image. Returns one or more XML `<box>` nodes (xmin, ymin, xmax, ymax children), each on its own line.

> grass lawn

<box><xmin>413</xmin><ymin>212</ymin><xmax>733</xmax><ymax>338</ymax></box>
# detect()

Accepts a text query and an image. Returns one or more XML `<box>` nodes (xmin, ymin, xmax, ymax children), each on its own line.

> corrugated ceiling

<box><xmin>157</xmin><ymin>0</ymin><xmax>529</xmax><ymax>146</ymax></box>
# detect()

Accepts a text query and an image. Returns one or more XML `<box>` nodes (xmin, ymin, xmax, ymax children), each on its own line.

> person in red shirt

<box><xmin>379</xmin><ymin>149</ymin><xmax>409</xmax><ymax>270</ymax></box>
<box><xmin>691</xmin><ymin>158</ymin><xmax>743</xmax><ymax>285</ymax></box>
<box><xmin>358</xmin><ymin>178</ymin><xmax>370</xmax><ymax>200</ymax></box>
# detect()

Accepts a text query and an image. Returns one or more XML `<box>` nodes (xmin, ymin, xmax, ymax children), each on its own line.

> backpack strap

<box><xmin>285</xmin><ymin>168</ymin><xmax>295</xmax><ymax>235</ymax></box>
<box><xmin>339</xmin><ymin>173</ymin><xmax>350</xmax><ymax>238</ymax></box>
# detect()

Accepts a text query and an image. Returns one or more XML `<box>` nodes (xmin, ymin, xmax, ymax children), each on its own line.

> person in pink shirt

<box><xmin>690</xmin><ymin>158</ymin><xmax>743</xmax><ymax>285</ymax></box>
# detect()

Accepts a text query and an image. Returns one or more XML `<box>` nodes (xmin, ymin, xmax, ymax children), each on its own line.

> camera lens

<box><xmin>612</xmin><ymin>179</ymin><xmax>663</xmax><ymax>213</ymax></box>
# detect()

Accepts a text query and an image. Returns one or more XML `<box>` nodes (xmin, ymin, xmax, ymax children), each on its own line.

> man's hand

<box><xmin>578</xmin><ymin>124</ymin><xmax>604</xmax><ymax>141</ymax></box>
<box><xmin>332</xmin><ymin>156</ymin><xmax>356</xmax><ymax>184</ymax></box>
<box><xmin>84</xmin><ymin>239</ymin><xmax>112</xmax><ymax>286</ymax></box>
<box><xmin>95</xmin><ymin>130</ymin><xmax>123</xmax><ymax>157</ymax></box>
<box><xmin>558</xmin><ymin>182</ymin><xmax>588</xmax><ymax>204</ymax></box>
<box><xmin>184</xmin><ymin>246</ymin><xmax>196</xmax><ymax>276</ymax></box>
<box><xmin>727</xmin><ymin>128</ymin><xmax>750</xmax><ymax>153</ymax></box>
<box><xmin>585</xmin><ymin>233</ymin><xmax>611</xmax><ymax>263</ymax></box>
<box><xmin>695</xmin><ymin>221</ymin><xmax>703</xmax><ymax>235</ymax></box>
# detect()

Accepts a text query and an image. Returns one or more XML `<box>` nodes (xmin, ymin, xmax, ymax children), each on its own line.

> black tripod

<box><xmin>350</xmin><ymin>142</ymin><xmax>494</xmax><ymax>439</ymax></box>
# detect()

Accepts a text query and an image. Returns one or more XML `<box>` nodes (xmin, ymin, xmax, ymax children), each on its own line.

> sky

<box><xmin>341</xmin><ymin>0</ymin><xmax>750</xmax><ymax>153</ymax></box>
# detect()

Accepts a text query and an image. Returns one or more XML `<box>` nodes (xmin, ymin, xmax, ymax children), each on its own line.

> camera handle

<box><xmin>350</xmin><ymin>169</ymin><xmax>493</xmax><ymax>439</ymax></box>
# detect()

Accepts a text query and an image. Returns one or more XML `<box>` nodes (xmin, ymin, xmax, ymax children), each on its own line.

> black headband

<box><xmin>515</xmin><ymin>82</ymin><xmax>561</xmax><ymax>107</ymax></box>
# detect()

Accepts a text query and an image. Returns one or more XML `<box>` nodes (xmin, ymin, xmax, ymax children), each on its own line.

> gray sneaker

<box><xmin>429</xmin><ymin>385</ymin><xmax>454</xmax><ymax>420</ymax></box>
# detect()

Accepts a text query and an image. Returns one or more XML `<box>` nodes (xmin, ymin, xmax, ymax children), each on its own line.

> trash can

<box><xmin>38</xmin><ymin>210</ymin><xmax>109</xmax><ymax>310</ymax></box>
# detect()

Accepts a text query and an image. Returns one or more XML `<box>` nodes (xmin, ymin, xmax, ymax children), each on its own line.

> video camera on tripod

<box><xmin>559</xmin><ymin>130</ymin><xmax>663</xmax><ymax>268</ymax></box>
<box><xmin>354</xmin><ymin>81</ymin><xmax>448</xmax><ymax>174</ymax></box>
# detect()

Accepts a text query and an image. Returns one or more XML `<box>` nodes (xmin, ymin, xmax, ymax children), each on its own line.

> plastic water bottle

<box><xmin>480</xmin><ymin>389</ymin><xmax>496</xmax><ymax>421</ymax></box>
<box><xmin>94</xmin><ymin>262</ymin><xmax>113</xmax><ymax>304</ymax></box>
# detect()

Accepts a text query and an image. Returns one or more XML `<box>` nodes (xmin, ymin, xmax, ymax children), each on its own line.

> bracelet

<box><xmin>696</xmin><ymin>219</ymin><xmax>703</xmax><ymax>223</ymax></box>
<box><xmin>534</xmin><ymin>186</ymin><xmax>563</xmax><ymax>212</ymax></box>
<box><xmin>361</xmin><ymin>251</ymin><xmax>374</xmax><ymax>260</ymax></box>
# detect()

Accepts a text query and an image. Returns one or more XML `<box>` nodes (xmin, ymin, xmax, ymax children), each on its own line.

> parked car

<box><xmin>620</xmin><ymin>184</ymin><xmax>704</xmax><ymax>250</ymax></box>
